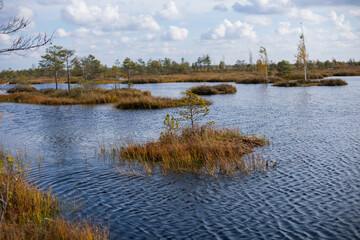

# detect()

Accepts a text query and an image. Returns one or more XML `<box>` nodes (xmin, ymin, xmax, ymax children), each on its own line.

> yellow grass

<box><xmin>0</xmin><ymin>87</ymin><xmax>196</xmax><ymax>109</ymax></box>
<box><xmin>117</xmin><ymin>126</ymin><xmax>273</xmax><ymax>176</ymax></box>
<box><xmin>0</xmin><ymin>148</ymin><xmax>108</xmax><ymax>239</ymax></box>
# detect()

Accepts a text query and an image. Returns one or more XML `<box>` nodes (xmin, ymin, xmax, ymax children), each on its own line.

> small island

<box><xmin>109</xmin><ymin>91</ymin><xmax>274</xmax><ymax>176</ymax></box>
<box><xmin>273</xmin><ymin>78</ymin><xmax>348</xmax><ymax>87</ymax></box>
<box><xmin>0</xmin><ymin>85</ymin><xmax>211</xmax><ymax>110</ymax></box>
<box><xmin>189</xmin><ymin>84</ymin><xmax>237</xmax><ymax>95</ymax></box>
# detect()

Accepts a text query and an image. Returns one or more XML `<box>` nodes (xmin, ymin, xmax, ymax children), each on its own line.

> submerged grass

<box><xmin>117</xmin><ymin>126</ymin><xmax>273</xmax><ymax>176</ymax></box>
<box><xmin>0</xmin><ymin>86</ymin><xmax>192</xmax><ymax>109</ymax></box>
<box><xmin>189</xmin><ymin>84</ymin><xmax>237</xmax><ymax>95</ymax></box>
<box><xmin>0</xmin><ymin>148</ymin><xmax>108</xmax><ymax>239</ymax></box>
<box><xmin>273</xmin><ymin>78</ymin><xmax>348</xmax><ymax>87</ymax></box>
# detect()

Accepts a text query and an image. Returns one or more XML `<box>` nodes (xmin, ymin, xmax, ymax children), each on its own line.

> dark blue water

<box><xmin>0</xmin><ymin>77</ymin><xmax>360</xmax><ymax>239</ymax></box>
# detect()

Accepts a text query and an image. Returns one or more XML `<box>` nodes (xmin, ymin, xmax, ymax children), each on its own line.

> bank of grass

<box><xmin>189</xmin><ymin>84</ymin><xmax>237</xmax><ymax>95</ymax></box>
<box><xmin>235</xmin><ymin>76</ymin><xmax>283</xmax><ymax>84</ymax></box>
<box><xmin>0</xmin><ymin>149</ymin><xmax>108</xmax><ymax>239</ymax></box>
<box><xmin>273</xmin><ymin>78</ymin><xmax>348</xmax><ymax>87</ymax></box>
<box><xmin>0</xmin><ymin>86</ymin><xmax>190</xmax><ymax>109</ymax></box>
<box><xmin>118</xmin><ymin>126</ymin><xmax>272</xmax><ymax>176</ymax></box>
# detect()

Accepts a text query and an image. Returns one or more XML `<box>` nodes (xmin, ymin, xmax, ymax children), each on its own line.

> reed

<box><xmin>0</xmin><ymin>148</ymin><xmax>108</xmax><ymax>239</ymax></box>
<box><xmin>118</xmin><ymin>126</ymin><xmax>273</xmax><ymax>176</ymax></box>
<box><xmin>189</xmin><ymin>84</ymin><xmax>237</xmax><ymax>95</ymax></box>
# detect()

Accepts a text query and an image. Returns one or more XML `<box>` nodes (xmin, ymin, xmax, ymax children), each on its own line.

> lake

<box><xmin>0</xmin><ymin>77</ymin><xmax>359</xmax><ymax>239</ymax></box>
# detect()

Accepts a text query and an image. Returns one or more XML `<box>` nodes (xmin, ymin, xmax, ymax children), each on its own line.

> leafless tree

<box><xmin>0</xmin><ymin>0</ymin><xmax>53</xmax><ymax>55</ymax></box>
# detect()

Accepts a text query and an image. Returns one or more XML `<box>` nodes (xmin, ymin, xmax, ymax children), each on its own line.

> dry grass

<box><xmin>0</xmin><ymin>87</ymin><xmax>190</xmax><ymax>109</ymax></box>
<box><xmin>189</xmin><ymin>84</ymin><xmax>237</xmax><ymax>95</ymax></box>
<box><xmin>118</xmin><ymin>126</ymin><xmax>273</xmax><ymax>176</ymax></box>
<box><xmin>273</xmin><ymin>78</ymin><xmax>348</xmax><ymax>87</ymax></box>
<box><xmin>0</xmin><ymin>148</ymin><xmax>108</xmax><ymax>239</ymax></box>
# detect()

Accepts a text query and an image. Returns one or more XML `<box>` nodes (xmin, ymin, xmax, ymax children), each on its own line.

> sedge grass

<box><xmin>117</xmin><ymin>126</ymin><xmax>273</xmax><ymax>176</ymax></box>
<box><xmin>0</xmin><ymin>86</ymin><xmax>195</xmax><ymax>109</ymax></box>
<box><xmin>273</xmin><ymin>78</ymin><xmax>348</xmax><ymax>87</ymax></box>
<box><xmin>0</xmin><ymin>148</ymin><xmax>108</xmax><ymax>239</ymax></box>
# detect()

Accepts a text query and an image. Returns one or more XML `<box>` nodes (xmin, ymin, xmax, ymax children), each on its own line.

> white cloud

<box><xmin>201</xmin><ymin>19</ymin><xmax>257</xmax><ymax>40</ymax></box>
<box><xmin>329</xmin><ymin>11</ymin><xmax>357</xmax><ymax>40</ymax></box>
<box><xmin>141</xmin><ymin>34</ymin><xmax>156</xmax><ymax>41</ymax></box>
<box><xmin>244</xmin><ymin>15</ymin><xmax>272</xmax><ymax>26</ymax></box>
<box><xmin>329</xmin><ymin>11</ymin><xmax>352</xmax><ymax>32</ymax></box>
<box><xmin>232</xmin><ymin>0</ymin><xmax>291</xmax><ymax>15</ymax></box>
<box><xmin>61</xmin><ymin>0</ymin><xmax>160</xmax><ymax>31</ymax></box>
<box><xmin>155</xmin><ymin>1</ymin><xmax>181</xmax><ymax>20</ymax></box>
<box><xmin>37</xmin><ymin>0</ymin><xmax>70</xmax><ymax>5</ymax></box>
<box><xmin>162</xmin><ymin>26</ymin><xmax>189</xmax><ymax>41</ymax></box>
<box><xmin>299</xmin><ymin>9</ymin><xmax>326</xmax><ymax>24</ymax></box>
<box><xmin>56</xmin><ymin>27</ymin><xmax>105</xmax><ymax>38</ymax></box>
<box><xmin>56</xmin><ymin>28</ymin><xmax>70</xmax><ymax>38</ymax></box>
<box><xmin>349</xmin><ymin>10</ymin><xmax>360</xmax><ymax>18</ymax></box>
<box><xmin>276</xmin><ymin>22</ymin><xmax>301</xmax><ymax>35</ymax></box>
<box><xmin>0</xmin><ymin>34</ymin><xmax>12</xmax><ymax>45</ymax></box>
<box><xmin>213</xmin><ymin>4</ymin><xmax>228</xmax><ymax>12</ymax></box>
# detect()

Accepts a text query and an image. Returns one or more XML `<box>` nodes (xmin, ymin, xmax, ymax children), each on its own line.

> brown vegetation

<box><xmin>0</xmin><ymin>86</ymin><xmax>193</xmax><ymax>109</ymax></box>
<box><xmin>273</xmin><ymin>78</ymin><xmax>348</xmax><ymax>87</ymax></box>
<box><xmin>189</xmin><ymin>84</ymin><xmax>237</xmax><ymax>95</ymax></box>
<box><xmin>0</xmin><ymin>149</ymin><xmax>108</xmax><ymax>239</ymax></box>
<box><xmin>118</xmin><ymin>126</ymin><xmax>272</xmax><ymax>176</ymax></box>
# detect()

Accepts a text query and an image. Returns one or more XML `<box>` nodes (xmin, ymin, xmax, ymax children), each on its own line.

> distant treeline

<box><xmin>1</xmin><ymin>54</ymin><xmax>359</xmax><ymax>84</ymax></box>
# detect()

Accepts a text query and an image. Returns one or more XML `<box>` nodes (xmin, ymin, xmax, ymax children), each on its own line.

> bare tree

<box><xmin>296</xmin><ymin>23</ymin><xmax>309</xmax><ymax>81</ymax></box>
<box><xmin>257</xmin><ymin>46</ymin><xmax>269</xmax><ymax>83</ymax></box>
<box><xmin>0</xmin><ymin>0</ymin><xmax>53</xmax><ymax>55</ymax></box>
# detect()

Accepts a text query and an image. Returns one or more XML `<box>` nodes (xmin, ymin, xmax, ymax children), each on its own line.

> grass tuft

<box><xmin>0</xmin><ymin>148</ymin><xmax>108</xmax><ymax>239</ymax></box>
<box><xmin>117</xmin><ymin>126</ymin><xmax>273</xmax><ymax>176</ymax></box>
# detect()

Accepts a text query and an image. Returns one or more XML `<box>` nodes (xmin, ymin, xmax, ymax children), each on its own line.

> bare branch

<box><xmin>0</xmin><ymin>16</ymin><xmax>30</xmax><ymax>35</ymax></box>
<box><xmin>0</xmin><ymin>32</ymin><xmax>54</xmax><ymax>55</ymax></box>
<box><xmin>0</xmin><ymin>0</ymin><xmax>53</xmax><ymax>55</ymax></box>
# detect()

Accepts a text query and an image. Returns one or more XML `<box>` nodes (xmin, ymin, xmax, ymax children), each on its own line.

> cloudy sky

<box><xmin>0</xmin><ymin>0</ymin><xmax>360</xmax><ymax>70</ymax></box>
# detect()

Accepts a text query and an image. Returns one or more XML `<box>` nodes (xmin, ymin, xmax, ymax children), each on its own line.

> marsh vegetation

<box><xmin>0</xmin><ymin>149</ymin><xmax>108</xmax><ymax>239</ymax></box>
<box><xmin>189</xmin><ymin>84</ymin><xmax>237</xmax><ymax>95</ymax></box>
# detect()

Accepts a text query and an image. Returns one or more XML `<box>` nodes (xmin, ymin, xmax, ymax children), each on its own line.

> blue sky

<box><xmin>0</xmin><ymin>0</ymin><xmax>360</xmax><ymax>70</ymax></box>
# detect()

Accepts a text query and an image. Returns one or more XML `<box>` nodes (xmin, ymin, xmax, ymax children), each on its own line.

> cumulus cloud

<box><xmin>61</xmin><ymin>0</ymin><xmax>160</xmax><ymax>31</ymax></box>
<box><xmin>0</xmin><ymin>34</ymin><xmax>12</xmax><ymax>45</ymax></box>
<box><xmin>232</xmin><ymin>0</ymin><xmax>291</xmax><ymax>15</ymax></box>
<box><xmin>289</xmin><ymin>9</ymin><xmax>326</xmax><ymax>24</ymax></box>
<box><xmin>37</xmin><ymin>0</ymin><xmax>70</xmax><ymax>5</ymax></box>
<box><xmin>213</xmin><ymin>4</ymin><xmax>228</xmax><ymax>12</ymax></box>
<box><xmin>56</xmin><ymin>28</ymin><xmax>70</xmax><ymax>38</ymax></box>
<box><xmin>349</xmin><ymin>9</ymin><xmax>360</xmax><ymax>18</ymax></box>
<box><xmin>292</xmin><ymin>0</ymin><xmax>360</xmax><ymax>7</ymax></box>
<box><xmin>201</xmin><ymin>19</ymin><xmax>257</xmax><ymax>40</ymax></box>
<box><xmin>329</xmin><ymin>11</ymin><xmax>357</xmax><ymax>40</ymax></box>
<box><xmin>244</xmin><ymin>15</ymin><xmax>272</xmax><ymax>26</ymax></box>
<box><xmin>329</xmin><ymin>11</ymin><xmax>352</xmax><ymax>32</ymax></box>
<box><xmin>162</xmin><ymin>26</ymin><xmax>189</xmax><ymax>41</ymax></box>
<box><xmin>276</xmin><ymin>22</ymin><xmax>301</xmax><ymax>35</ymax></box>
<box><xmin>56</xmin><ymin>27</ymin><xmax>105</xmax><ymax>38</ymax></box>
<box><xmin>155</xmin><ymin>1</ymin><xmax>181</xmax><ymax>20</ymax></box>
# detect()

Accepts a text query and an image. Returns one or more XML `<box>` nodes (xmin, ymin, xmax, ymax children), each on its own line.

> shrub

<box><xmin>6</xmin><ymin>85</ymin><xmax>37</xmax><ymax>93</ymax></box>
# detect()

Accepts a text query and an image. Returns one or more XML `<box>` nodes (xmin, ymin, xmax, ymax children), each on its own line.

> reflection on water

<box><xmin>1</xmin><ymin>78</ymin><xmax>360</xmax><ymax>239</ymax></box>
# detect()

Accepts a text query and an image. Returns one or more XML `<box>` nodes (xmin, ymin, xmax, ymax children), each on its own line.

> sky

<box><xmin>0</xmin><ymin>0</ymin><xmax>360</xmax><ymax>70</ymax></box>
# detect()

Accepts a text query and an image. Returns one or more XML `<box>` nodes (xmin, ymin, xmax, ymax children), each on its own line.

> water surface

<box><xmin>0</xmin><ymin>78</ymin><xmax>359</xmax><ymax>239</ymax></box>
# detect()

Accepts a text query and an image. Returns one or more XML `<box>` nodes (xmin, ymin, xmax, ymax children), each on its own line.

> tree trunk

<box><xmin>127</xmin><ymin>71</ymin><xmax>131</xmax><ymax>88</ymax></box>
<box><xmin>55</xmin><ymin>70</ymin><xmax>58</xmax><ymax>90</ymax></box>
<box><xmin>67</xmin><ymin>68</ymin><xmax>71</xmax><ymax>91</ymax></box>
<box><xmin>304</xmin><ymin>63</ymin><xmax>307</xmax><ymax>81</ymax></box>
